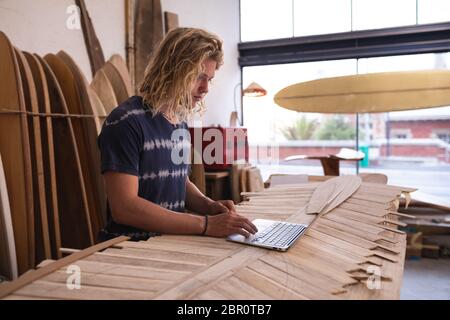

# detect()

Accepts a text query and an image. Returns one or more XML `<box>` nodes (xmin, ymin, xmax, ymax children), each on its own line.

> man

<box><xmin>98</xmin><ymin>27</ymin><xmax>257</xmax><ymax>241</ymax></box>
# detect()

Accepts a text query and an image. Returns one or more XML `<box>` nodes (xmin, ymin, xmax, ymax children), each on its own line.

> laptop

<box><xmin>226</xmin><ymin>219</ymin><xmax>309</xmax><ymax>251</ymax></box>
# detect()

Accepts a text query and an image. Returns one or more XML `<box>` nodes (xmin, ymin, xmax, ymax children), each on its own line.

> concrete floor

<box><xmin>400</xmin><ymin>258</ymin><xmax>450</xmax><ymax>300</ymax></box>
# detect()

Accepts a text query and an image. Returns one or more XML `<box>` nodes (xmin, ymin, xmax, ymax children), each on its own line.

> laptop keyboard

<box><xmin>251</xmin><ymin>222</ymin><xmax>307</xmax><ymax>248</ymax></box>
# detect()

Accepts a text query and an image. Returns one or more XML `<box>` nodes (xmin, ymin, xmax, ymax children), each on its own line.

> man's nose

<box><xmin>199</xmin><ymin>79</ymin><xmax>209</xmax><ymax>94</ymax></box>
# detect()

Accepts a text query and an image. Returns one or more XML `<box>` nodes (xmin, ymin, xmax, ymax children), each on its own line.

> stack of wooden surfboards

<box><xmin>0</xmin><ymin>176</ymin><xmax>414</xmax><ymax>299</ymax></box>
<box><xmin>0</xmin><ymin>31</ymin><xmax>133</xmax><ymax>280</ymax></box>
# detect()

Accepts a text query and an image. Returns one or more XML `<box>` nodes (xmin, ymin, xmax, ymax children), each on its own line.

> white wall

<box><xmin>162</xmin><ymin>0</ymin><xmax>241</xmax><ymax>126</ymax></box>
<box><xmin>0</xmin><ymin>0</ymin><xmax>240</xmax><ymax>126</ymax></box>
<box><xmin>0</xmin><ymin>0</ymin><xmax>125</xmax><ymax>82</ymax></box>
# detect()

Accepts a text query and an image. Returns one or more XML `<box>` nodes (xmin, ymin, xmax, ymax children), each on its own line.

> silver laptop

<box><xmin>226</xmin><ymin>219</ymin><xmax>308</xmax><ymax>251</ymax></box>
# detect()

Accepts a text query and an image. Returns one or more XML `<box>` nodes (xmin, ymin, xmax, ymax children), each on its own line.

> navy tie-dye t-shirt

<box><xmin>98</xmin><ymin>96</ymin><xmax>191</xmax><ymax>238</ymax></box>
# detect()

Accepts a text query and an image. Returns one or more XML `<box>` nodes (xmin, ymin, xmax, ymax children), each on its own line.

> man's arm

<box><xmin>105</xmin><ymin>172</ymin><xmax>257</xmax><ymax>237</ymax></box>
<box><xmin>185</xmin><ymin>176</ymin><xmax>214</xmax><ymax>215</ymax></box>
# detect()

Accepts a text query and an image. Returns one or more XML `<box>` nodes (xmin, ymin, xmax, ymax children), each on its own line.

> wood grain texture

<box><xmin>0</xmin><ymin>31</ymin><xmax>34</xmax><ymax>275</ymax></box>
<box><xmin>91</xmin><ymin>68</ymin><xmax>118</xmax><ymax>114</ymax></box>
<box><xmin>25</xmin><ymin>53</ymin><xmax>62</xmax><ymax>260</ymax></box>
<box><xmin>56</xmin><ymin>51</ymin><xmax>106</xmax><ymax>238</ymax></box>
<box><xmin>0</xmin><ymin>154</ymin><xmax>18</xmax><ymax>280</ymax></box>
<box><xmin>75</xmin><ymin>0</ymin><xmax>105</xmax><ymax>76</ymax></box>
<box><xmin>40</xmin><ymin>55</ymin><xmax>93</xmax><ymax>250</ymax></box>
<box><xmin>0</xmin><ymin>179</ymin><xmax>410</xmax><ymax>300</ymax></box>
<box><xmin>135</xmin><ymin>0</ymin><xmax>163</xmax><ymax>89</ymax></box>
<box><xmin>275</xmin><ymin>70</ymin><xmax>450</xmax><ymax>113</ymax></box>
<box><xmin>16</xmin><ymin>49</ymin><xmax>51</xmax><ymax>266</ymax></box>
<box><xmin>164</xmin><ymin>11</ymin><xmax>179</xmax><ymax>34</ymax></box>
<box><xmin>109</xmin><ymin>54</ymin><xmax>133</xmax><ymax>98</ymax></box>
<box><xmin>102</xmin><ymin>61</ymin><xmax>131</xmax><ymax>104</ymax></box>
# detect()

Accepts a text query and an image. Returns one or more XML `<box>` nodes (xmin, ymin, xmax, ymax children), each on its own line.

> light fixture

<box><xmin>231</xmin><ymin>82</ymin><xmax>267</xmax><ymax>127</ymax></box>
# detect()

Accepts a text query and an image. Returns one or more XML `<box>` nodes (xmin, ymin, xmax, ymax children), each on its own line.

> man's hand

<box><xmin>205</xmin><ymin>207</ymin><xmax>258</xmax><ymax>238</ymax></box>
<box><xmin>207</xmin><ymin>200</ymin><xmax>236</xmax><ymax>215</ymax></box>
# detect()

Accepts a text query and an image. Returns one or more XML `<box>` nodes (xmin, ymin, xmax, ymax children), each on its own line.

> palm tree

<box><xmin>280</xmin><ymin>115</ymin><xmax>318</xmax><ymax>140</ymax></box>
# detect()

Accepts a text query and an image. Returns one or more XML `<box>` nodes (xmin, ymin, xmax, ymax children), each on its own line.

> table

<box><xmin>0</xmin><ymin>180</ymin><xmax>413</xmax><ymax>300</ymax></box>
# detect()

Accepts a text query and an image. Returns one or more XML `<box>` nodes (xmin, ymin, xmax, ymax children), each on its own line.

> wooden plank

<box><xmin>16</xmin><ymin>49</ymin><xmax>52</xmax><ymax>266</ymax></box>
<box><xmin>39</xmin><ymin>55</ymin><xmax>93</xmax><ymax>250</ymax></box>
<box><xmin>62</xmin><ymin>259</ymin><xmax>188</xmax><ymax>281</ymax></box>
<box><xmin>45</xmin><ymin>53</ymin><xmax>97</xmax><ymax>245</ymax></box>
<box><xmin>212</xmin><ymin>275</ymin><xmax>275</xmax><ymax>300</ymax></box>
<box><xmin>307</xmin><ymin>176</ymin><xmax>361</xmax><ymax>214</ymax></box>
<box><xmin>125</xmin><ymin>0</ymin><xmax>136</xmax><ymax>92</ymax></box>
<box><xmin>244</xmin><ymin>261</ymin><xmax>337</xmax><ymax>299</ymax></box>
<box><xmin>25</xmin><ymin>53</ymin><xmax>62</xmax><ymax>260</ymax></box>
<box><xmin>258</xmin><ymin>254</ymin><xmax>346</xmax><ymax>294</ymax></box>
<box><xmin>90</xmin><ymin>68</ymin><xmax>118</xmax><ymax>114</ymax></box>
<box><xmin>57</xmin><ymin>50</ymin><xmax>107</xmax><ymax>241</ymax></box>
<box><xmin>109</xmin><ymin>54</ymin><xmax>133</xmax><ymax>98</ymax></box>
<box><xmin>115</xmin><ymin>239</ymin><xmax>234</xmax><ymax>257</ymax></box>
<box><xmin>102</xmin><ymin>247</ymin><xmax>216</xmax><ymax>265</ymax></box>
<box><xmin>154</xmin><ymin>246</ymin><xmax>267</xmax><ymax>299</ymax></box>
<box><xmin>84</xmin><ymin>251</ymin><xmax>201</xmax><ymax>272</ymax></box>
<box><xmin>164</xmin><ymin>12</ymin><xmax>179</xmax><ymax>34</ymax></box>
<box><xmin>0</xmin><ymin>236</ymin><xmax>128</xmax><ymax>299</ymax></box>
<box><xmin>0</xmin><ymin>153</ymin><xmax>18</xmax><ymax>280</ymax></box>
<box><xmin>75</xmin><ymin>0</ymin><xmax>105</xmax><ymax>76</ymax></box>
<box><xmin>15</xmin><ymin>280</ymin><xmax>153</xmax><ymax>300</ymax></box>
<box><xmin>135</xmin><ymin>0</ymin><xmax>164</xmax><ymax>89</ymax></box>
<box><xmin>86</xmin><ymin>86</ymin><xmax>107</xmax><ymax>133</ymax></box>
<box><xmin>41</xmin><ymin>269</ymin><xmax>169</xmax><ymax>293</ymax></box>
<box><xmin>102</xmin><ymin>61</ymin><xmax>131</xmax><ymax>104</ymax></box>
<box><xmin>0</xmin><ymin>31</ymin><xmax>34</xmax><ymax>275</ymax></box>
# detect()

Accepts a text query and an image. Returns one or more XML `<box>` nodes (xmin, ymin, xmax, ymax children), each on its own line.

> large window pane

<box><xmin>240</xmin><ymin>0</ymin><xmax>293</xmax><ymax>42</ymax></box>
<box><xmin>418</xmin><ymin>0</ymin><xmax>450</xmax><ymax>24</ymax></box>
<box><xmin>293</xmin><ymin>0</ymin><xmax>351</xmax><ymax>36</ymax></box>
<box><xmin>357</xmin><ymin>53</ymin><xmax>450</xmax><ymax>199</ymax></box>
<box><xmin>243</xmin><ymin>60</ymin><xmax>357</xmax><ymax>177</ymax></box>
<box><xmin>352</xmin><ymin>0</ymin><xmax>416</xmax><ymax>31</ymax></box>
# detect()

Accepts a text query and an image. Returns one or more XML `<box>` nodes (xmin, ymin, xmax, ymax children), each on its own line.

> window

<box><xmin>240</xmin><ymin>0</ymin><xmax>293</xmax><ymax>42</ymax></box>
<box><xmin>352</xmin><ymin>0</ymin><xmax>416</xmax><ymax>31</ymax></box>
<box><xmin>418</xmin><ymin>0</ymin><xmax>450</xmax><ymax>24</ymax></box>
<box><xmin>293</xmin><ymin>0</ymin><xmax>351</xmax><ymax>36</ymax></box>
<box><xmin>436</xmin><ymin>132</ymin><xmax>450</xmax><ymax>143</ymax></box>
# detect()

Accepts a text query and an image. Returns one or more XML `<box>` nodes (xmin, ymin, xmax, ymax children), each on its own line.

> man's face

<box><xmin>191</xmin><ymin>58</ymin><xmax>217</xmax><ymax>107</ymax></box>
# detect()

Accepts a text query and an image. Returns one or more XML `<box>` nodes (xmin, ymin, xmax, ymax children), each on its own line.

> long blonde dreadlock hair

<box><xmin>139</xmin><ymin>27</ymin><xmax>224</xmax><ymax>122</ymax></box>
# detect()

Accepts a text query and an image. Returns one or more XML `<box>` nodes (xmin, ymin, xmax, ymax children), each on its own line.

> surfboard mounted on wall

<box><xmin>274</xmin><ymin>70</ymin><xmax>450</xmax><ymax>113</ymax></box>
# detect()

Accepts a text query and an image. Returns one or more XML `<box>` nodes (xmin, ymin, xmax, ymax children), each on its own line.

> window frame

<box><xmin>238</xmin><ymin>21</ymin><xmax>450</xmax><ymax>67</ymax></box>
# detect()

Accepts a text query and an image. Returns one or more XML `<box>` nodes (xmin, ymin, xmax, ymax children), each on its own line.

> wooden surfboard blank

<box><xmin>274</xmin><ymin>70</ymin><xmax>450</xmax><ymax>113</ymax></box>
<box><xmin>87</xmin><ymin>86</ymin><xmax>107</xmax><ymax>133</ymax></box>
<box><xmin>25</xmin><ymin>53</ymin><xmax>62</xmax><ymax>260</ymax></box>
<box><xmin>0</xmin><ymin>153</ymin><xmax>18</xmax><ymax>280</ymax></box>
<box><xmin>0</xmin><ymin>31</ymin><xmax>34</xmax><ymax>275</ymax></box>
<box><xmin>15</xmin><ymin>49</ymin><xmax>51</xmax><ymax>266</ymax></box>
<box><xmin>40</xmin><ymin>55</ymin><xmax>94</xmax><ymax>249</ymax></box>
<box><xmin>75</xmin><ymin>0</ymin><xmax>105</xmax><ymax>76</ymax></box>
<box><xmin>91</xmin><ymin>68</ymin><xmax>119</xmax><ymax>114</ymax></box>
<box><xmin>102</xmin><ymin>61</ymin><xmax>131</xmax><ymax>104</ymax></box>
<box><xmin>56</xmin><ymin>51</ymin><xmax>107</xmax><ymax>235</ymax></box>
<box><xmin>109</xmin><ymin>54</ymin><xmax>133</xmax><ymax>98</ymax></box>
<box><xmin>135</xmin><ymin>0</ymin><xmax>163</xmax><ymax>89</ymax></box>
<box><xmin>164</xmin><ymin>12</ymin><xmax>179</xmax><ymax>34</ymax></box>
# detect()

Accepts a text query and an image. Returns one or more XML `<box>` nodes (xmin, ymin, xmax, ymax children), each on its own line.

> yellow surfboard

<box><xmin>274</xmin><ymin>70</ymin><xmax>450</xmax><ymax>113</ymax></box>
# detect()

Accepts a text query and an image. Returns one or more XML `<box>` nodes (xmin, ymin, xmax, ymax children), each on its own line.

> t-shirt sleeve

<box><xmin>98</xmin><ymin>119</ymin><xmax>142</xmax><ymax>176</ymax></box>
